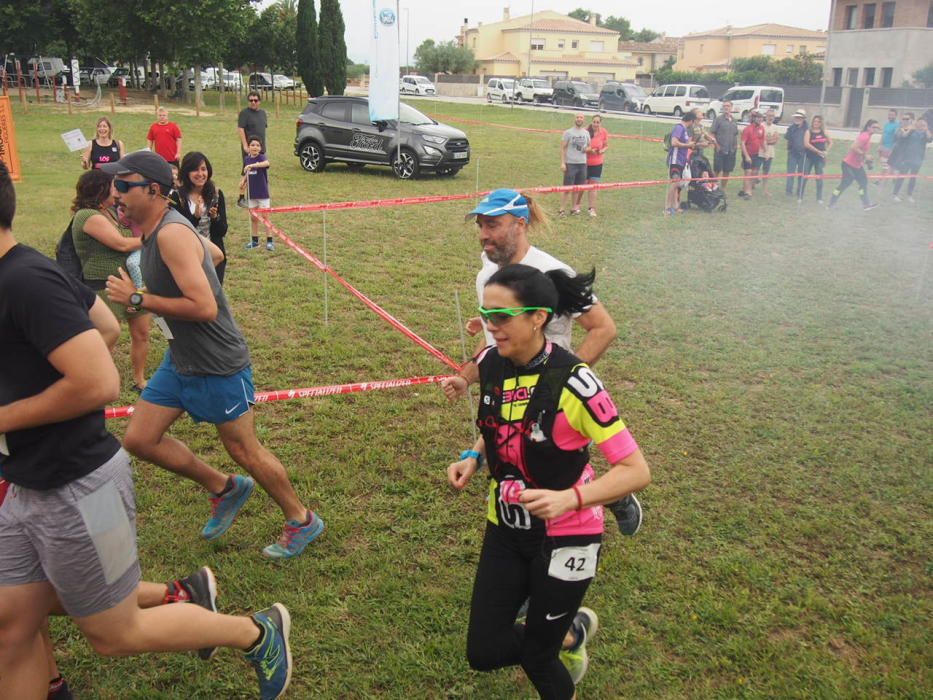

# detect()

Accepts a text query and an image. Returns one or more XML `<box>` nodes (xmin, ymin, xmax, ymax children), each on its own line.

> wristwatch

<box><xmin>129</xmin><ymin>291</ymin><xmax>144</xmax><ymax>307</ymax></box>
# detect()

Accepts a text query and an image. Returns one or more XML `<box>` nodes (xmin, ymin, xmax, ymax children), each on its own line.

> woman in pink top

<box><xmin>585</xmin><ymin>116</ymin><xmax>609</xmax><ymax>218</ymax></box>
<box><xmin>829</xmin><ymin>119</ymin><xmax>881</xmax><ymax>211</ymax></box>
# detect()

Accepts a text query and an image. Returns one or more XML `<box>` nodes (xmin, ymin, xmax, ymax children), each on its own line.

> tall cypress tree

<box><xmin>318</xmin><ymin>0</ymin><xmax>347</xmax><ymax>95</ymax></box>
<box><xmin>296</xmin><ymin>0</ymin><xmax>322</xmax><ymax>96</ymax></box>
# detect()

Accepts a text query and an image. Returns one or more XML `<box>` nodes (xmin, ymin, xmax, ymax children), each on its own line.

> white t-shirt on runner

<box><xmin>475</xmin><ymin>246</ymin><xmax>593</xmax><ymax>350</ymax></box>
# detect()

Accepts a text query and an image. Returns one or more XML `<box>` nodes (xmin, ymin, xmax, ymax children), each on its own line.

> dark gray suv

<box><xmin>294</xmin><ymin>96</ymin><xmax>470</xmax><ymax>179</ymax></box>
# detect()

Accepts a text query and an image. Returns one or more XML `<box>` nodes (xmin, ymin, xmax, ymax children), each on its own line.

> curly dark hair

<box><xmin>178</xmin><ymin>151</ymin><xmax>216</xmax><ymax>206</ymax></box>
<box><xmin>71</xmin><ymin>169</ymin><xmax>113</xmax><ymax>212</ymax></box>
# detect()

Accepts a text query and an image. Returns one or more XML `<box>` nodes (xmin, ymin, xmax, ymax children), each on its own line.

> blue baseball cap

<box><xmin>465</xmin><ymin>189</ymin><xmax>530</xmax><ymax>222</ymax></box>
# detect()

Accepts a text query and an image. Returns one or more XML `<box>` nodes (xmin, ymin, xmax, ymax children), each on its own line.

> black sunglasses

<box><xmin>248</xmin><ymin>98</ymin><xmax>260</xmax><ymax>103</ymax></box>
<box><xmin>113</xmin><ymin>179</ymin><xmax>153</xmax><ymax>193</ymax></box>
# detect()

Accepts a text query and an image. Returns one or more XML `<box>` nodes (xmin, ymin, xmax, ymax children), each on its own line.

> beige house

<box><xmin>617</xmin><ymin>38</ymin><xmax>681</xmax><ymax>80</ymax></box>
<box><xmin>458</xmin><ymin>8</ymin><xmax>638</xmax><ymax>83</ymax></box>
<box><xmin>676</xmin><ymin>23</ymin><xmax>827</xmax><ymax>72</ymax></box>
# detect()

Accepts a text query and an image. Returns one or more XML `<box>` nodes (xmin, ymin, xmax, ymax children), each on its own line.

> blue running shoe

<box><xmin>245</xmin><ymin>603</ymin><xmax>292</xmax><ymax>700</ymax></box>
<box><xmin>201</xmin><ymin>475</ymin><xmax>255</xmax><ymax>541</ymax></box>
<box><xmin>262</xmin><ymin>511</ymin><xmax>325</xmax><ymax>559</ymax></box>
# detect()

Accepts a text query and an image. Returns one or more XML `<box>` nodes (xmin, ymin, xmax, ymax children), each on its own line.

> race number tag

<box><xmin>153</xmin><ymin>316</ymin><xmax>174</xmax><ymax>340</ymax></box>
<box><xmin>548</xmin><ymin>543</ymin><xmax>601</xmax><ymax>582</ymax></box>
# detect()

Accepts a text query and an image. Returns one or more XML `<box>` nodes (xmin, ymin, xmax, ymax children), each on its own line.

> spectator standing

<box><xmin>709</xmin><ymin>101</ymin><xmax>739</xmax><ymax>191</ymax></box>
<box><xmin>146</xmin><ymin>108</ymin><xmax>183</xmax><ymax>167</ymax></box>
<box><xmin>800</xmin><ymin>115</ymin><xmax>832</xmax><ymax>203</ymax></box>
<box><xmin>237</xmin><ymin>91</ymin><xmax>268</xmax><ymax>207</ymax></box>
<box><xmin>665</xmin><ymin>111</ymin><xmax>696</xmax><ymax>214</ymax></box>
<box><xmin>892</xmin><ymin>117</ymin><xmax>932</xmax><ymax>203</ymax></box>
<box><xmin>585</xmin><ymin>115</ymin><xmax>609</xmax><ymax>218</ymax></box>
<box><xmin>759</xmin><ymin>109</ymin><xmax>781</xmax><ymax>197</ymax></box>
<box><xmin>738</xmin><ymin>111</ymin><xmax>765</xmax><ymax>200</ymax></box>
<box><xmin>170</xmin><ymin>152</ymin><xmax>229</xmax><ymax>283</ymax></box>
<box><xmin>880</xmin><ymin>109</ymin><xmax>898</xmax><ymax>174</ymax></box>
<box><xmin>559</xmin><ymin>113</ymin><xmax>590</xmax><ymax>216</ymax></box>
<box><xmin>828</xmin><ymin>119</ymin><xmax>881</xmax><ymax>211</ymax></box>
<box><xmin>242</xmin><ymin>136</ymin><xmax>273</xmax><ymax>250</ymax></box>
<box><xmin>81</xmin><ymin>117</ymin><xmax>124</xmax><ymax>170</ymax></box>
<box><xmin>784</xmin><ymin>109</ymin><xmax>809</xmax><ymax>200</ymax></box>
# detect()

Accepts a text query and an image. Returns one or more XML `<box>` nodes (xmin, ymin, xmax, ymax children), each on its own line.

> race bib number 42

<box><xmin>548</xmin><ymin>543</ymin><xmax>601</xmax><ymax>582</ymax></box>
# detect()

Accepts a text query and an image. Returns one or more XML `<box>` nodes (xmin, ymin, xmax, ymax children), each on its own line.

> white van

<box><xmin>486</xmin><ymin>78</ymin><xmax>516</xmax><ymax>103</ymax></box>
<box><xmin>708</xmin><ymin>86</ymin><xmax>785</xmax><ymax>122</ymax></box>
<box><xmin>642</xmin><ymin>83</ymin><xmax>711</xmax><ymax>116</ymax></box>
<box><xmin>400</xmin><ymin>75</ymin><xmax>436</xmax><ymax>95</ymax></box>
<box><xmin>27</xmin><ymin>56</ymin><xmax>67</xmax><ymax>80</ymax></box>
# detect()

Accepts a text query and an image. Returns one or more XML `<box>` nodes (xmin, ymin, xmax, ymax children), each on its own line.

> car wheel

<box><xmin>435</xmin><ymin>166</ymin><xmax>461</xmax><ymax>177</ymax></box>
<box><xmin>346</xmin><ymin>162</ymin><xmax>365</xmax><ymax>171</ymax></box>
<box><xmin>501</xmin><ymin>93</ymin><xmax>509</xmax><ymax>103</ymax></box>
<box><xmin>298</xmin><ymin>140</ymin><xmax>325</xmax><ymax>173</ymax></box>
<box><xmin>598</xmin><ymin>100</ymin><xmax>605</xmax><ymax>111</ymax></box>
<box><xmin>673</xmin><ymin>106</ymin><xmax>682</xmax><ymax>117</ymax></box>
<box><xmin>707</xmin><ymin>109</ymin><xmax>716</xmax><ymax>121</ymax></box>
<box><xmin>642</xmin><ymin>105</ymin><xmax>652</xmax><ymax>114</ymax></box>
<box><xmin>392</xmin><ymin>148</ymin><xmax>420</xmax><ymax>180</ymax></box>
<box><xmin>486</xmin><ymin>93</ymin><xmax>492</xmax><ymax>103</ymax></box>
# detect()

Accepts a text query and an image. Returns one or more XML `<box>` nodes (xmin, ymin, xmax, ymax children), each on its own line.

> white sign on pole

<box><xmin>369</xmin><ymin>1</ymin><xmax>400</xmax><ymax>122</ymax></box>
<box><xmin>61</xmin><ymin>129</ymin><xmax>89</xmax><ymax>152</ymax></box>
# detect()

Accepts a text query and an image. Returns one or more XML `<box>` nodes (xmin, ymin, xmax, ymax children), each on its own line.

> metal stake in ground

<box><xmin>323</xmin><ymin>210</ymin><xmax>329</xmax><ymax>326</ymax></box>
<box><xmin>454</xmin><ymin>290</ymin><xmax>478</xmax><ymax>443</ymax></box>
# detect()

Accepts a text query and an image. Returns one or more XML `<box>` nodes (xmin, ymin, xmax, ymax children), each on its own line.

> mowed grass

<box><xmin>5</xmin><ymin>93</ymin><xmax>932</xmax><ymax>699</ymax></box>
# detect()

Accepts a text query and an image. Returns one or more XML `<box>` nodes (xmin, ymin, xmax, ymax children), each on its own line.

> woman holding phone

<box><xmin>170</xmin><ymin>151</ymin><xmax>229</xmax><ymax>283</ymax></box>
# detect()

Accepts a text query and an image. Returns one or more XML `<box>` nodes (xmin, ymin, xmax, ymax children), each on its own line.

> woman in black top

<box><xmin>800</xmin><ymin>115</ymin><xmax>832</xmax><ymax>203</ymax></box>
<box><xmin>170</xmin><ymin>152</ymin><xmax>229</xmax><ymax>283</ymax></box>
<box><xmin>80</xmin><ymin>117</ymin><xmax>125</xmax><ymax>170</ymax></box>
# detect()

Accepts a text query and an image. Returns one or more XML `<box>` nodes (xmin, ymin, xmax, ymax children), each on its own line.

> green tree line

<box><xmin>656</xmin><ymin>55</ymin><xmax>824</xmax><ymax>86</ymax></box>
<box><xmin>0</xmin><ymin>0</ymin><xmax>350</xmax><ymax>96</ymax></box>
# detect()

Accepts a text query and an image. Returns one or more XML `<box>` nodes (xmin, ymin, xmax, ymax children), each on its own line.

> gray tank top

<box><xmin>141</xmin><ymin>208</ymin><xmax>250</xmax><ymax>376</ymax></box>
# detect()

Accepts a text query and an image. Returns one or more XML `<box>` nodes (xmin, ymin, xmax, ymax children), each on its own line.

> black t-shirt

<box><xmin>238</xmin><ymin>107</ymin><xmax>268</xmax><ymax>152</ymax></box>
<box><xmin>0</xmin><ymin>244</ymin><xmax>120</xmax><ymax>489</ymax></box>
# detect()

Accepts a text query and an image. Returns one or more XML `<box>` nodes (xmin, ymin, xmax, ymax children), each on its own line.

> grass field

<box><xmin>4</xmin><ymin>92</ymin><xmax>932</xmax><ymax>699</ymax></box>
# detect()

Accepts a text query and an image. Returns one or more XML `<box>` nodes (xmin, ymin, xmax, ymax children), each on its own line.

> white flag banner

<box><xmin>369</xmin><ymin>1</ymin><xmax>399</xmax><ymax>122</ymax></box>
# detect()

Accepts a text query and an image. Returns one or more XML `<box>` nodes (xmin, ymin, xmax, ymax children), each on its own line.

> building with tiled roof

<box><xmin>458</xmin><ymin>8</ymin><xmax>638</xmax><ymax>83</ymax></box>
<box><xmin>676</xmin><ymin>23</ymin><xmax>827</xmax><ymax>72</ymax></box>
<box><xmin>618</xmin><ymin>38</ymin><xmax>681</xmax><ymax>78</ymax></box>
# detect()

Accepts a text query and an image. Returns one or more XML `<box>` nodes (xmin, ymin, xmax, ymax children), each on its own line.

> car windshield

<box><xmin>530</xmin><ymin>80</ymin><xmax>549</xmax><ymax>87</ymax></box>
<box><xmin>629</xmin><ymin>86</ymin><xmax>647</xmax><ymax>97</ymax></box>
<box><xmin>571</xmin><ymin>82</ymin><xmax>591</xmax><ymax>91</ymax></box>
<box><xmin>398</xmin><ymin>103</ymin><xmax>434</xmax><ymax>125</ymax></box>
<box><xmin>414</xmin><ymin>77</ymin><xmax>431</xmax><ymax>84</ymax></box>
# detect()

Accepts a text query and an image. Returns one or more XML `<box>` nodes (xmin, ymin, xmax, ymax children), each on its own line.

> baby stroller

<box><xmin>683</xmin><ymin>152</ymin><xmax>727</xmax><ymax>212</ymax></box>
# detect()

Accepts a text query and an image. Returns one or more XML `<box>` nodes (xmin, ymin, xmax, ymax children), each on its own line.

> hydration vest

<box><xmin>477</xmin><ymin>343</ymin><xmax>590</xmax><ymax>490</ymax></box>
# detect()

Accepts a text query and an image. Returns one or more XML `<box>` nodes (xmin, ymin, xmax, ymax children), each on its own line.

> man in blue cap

<box><xmin>443</xmin><ymin>188</ymin><xmax>643</xmax><ymax>537</ymax></box>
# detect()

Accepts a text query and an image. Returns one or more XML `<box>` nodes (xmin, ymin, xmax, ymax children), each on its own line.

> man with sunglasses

<box><xmin>101</xmin><ymin>151</ymin><xmax>325</xmax><ymax>563</ymax></box>
<box><xmin>237</xmin><ymin>92</ymin><xmax>268</xmax><ymax>207</ymax></box>
<box><xmin>443</xmin><ymin>188</ymin><xmax>644</xmax><ymax>537</ymax></box>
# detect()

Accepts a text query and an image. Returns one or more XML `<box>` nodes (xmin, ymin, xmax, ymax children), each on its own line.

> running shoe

<box><xmin>165</xmin><ymin>567</ymin><xmax>220</xmax><ymax>660</ymax></box>
<box><xmin>559</xmin><ymin>606</ymin><xmax>599</xmax><ymax>684</ymax></box>
<box><xmin>245</xmin><ymin>604</ymin><xmax>292</xmax><ymax>700</ymax></box>
<box><xmin>201</xmin><ymin>475</ymin><xmax>255</xmax><ymax>541</ymax></box>
<box><xmin>265</xmin><ymin>241</ymin><xmax>275</xmax><ymax>251</ymax></box>
<box><xmin>262</xmin><ymin>511</ymin><xmax>325</xmax><ymax>559</ymax></box>
<box><xmin>558</xmin><ymin>209</ymin><xmax>567</xmax><ymax>217</ymax></box>
<box><xmin>908</xmin><ymin>196</ymin><xmax>915</xmax><ymax>204</ymax></box>
<box><xmin>47</xmin><ymin>675</ymin><xmax>73</xmax><ymax>700</ymax></box>
<box><xmin>245</xmin><ymin>241</ymin><xmax>261</xmax><ymax>250</ymax></box>
<box><xmin>607</xmin><ymin>493</ymin><xmax>643</xmax><ymax>536</ymax></box>
<box><xmin>570</xmin><ymin>208</ymin><xmax>582</xmax><ymax>216</ymax></box>
<box><xmin>588</xmin><ymin>208</ymin><xmax>597</xmax><ymax>218</ymax></box>
<box><xmin>817</xmin><ymin>199</ymin><xmax>824</xmax><ymax>205</ymax></box>
<box><xmin>237</xmin><ymin>195</ymin><xmax>248</xmax><ymax>208</ymax></box>
<box><xmin>864</xmin><ymin>203</ymin><xmax>879</xmax><ymax>211</ymax></box>
<box><xmin>892</xmin><ymin>195</ymin><xmax>902</xmax><ymax>203</ymax></box>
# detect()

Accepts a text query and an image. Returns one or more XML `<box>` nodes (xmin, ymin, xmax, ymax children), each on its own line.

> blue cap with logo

<box><xmin>465</xmin><ymin>188</ymin><xmax>530</xmax><ymax>222</ymax></box>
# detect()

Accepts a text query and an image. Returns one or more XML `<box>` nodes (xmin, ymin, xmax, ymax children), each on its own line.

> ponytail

<box><xmin>486</xmin><ymin>263</ymin><xmax>595</xmax><ymax>327</ymax></box>
<box><xmin>546</xmin><ymin>267</ymin><xmax>596</xmax><ymax>317</ymax></box>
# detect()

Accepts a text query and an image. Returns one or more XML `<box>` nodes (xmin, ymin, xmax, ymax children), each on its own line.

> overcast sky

<box><xmin>333</xmin><ymin>0</ymin><xmax>832</xmax><ymax>63</ymax></box>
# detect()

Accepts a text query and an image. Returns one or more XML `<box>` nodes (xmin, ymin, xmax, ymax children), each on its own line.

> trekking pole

<box><xmin>454</xmin><ymin>290</ymin><xmax>478</xmax><ymax>443</ymax></box>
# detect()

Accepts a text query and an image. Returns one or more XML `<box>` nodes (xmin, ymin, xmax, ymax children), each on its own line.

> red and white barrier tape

<box><xmin>428</xmin><ymin>113</ymin><xmax>665</xmax><ymax>143</ymax></box>
<box><xmin>105</xmin><ymin>374</ymin><xmax>450</xmax><ymax>419</ymax></box>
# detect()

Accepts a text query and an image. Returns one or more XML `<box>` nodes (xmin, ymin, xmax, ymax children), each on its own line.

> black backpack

<box><xmin>55</xmin><ymin>218</ymin><xmax>84</xmax><ymax>282</ymax></box>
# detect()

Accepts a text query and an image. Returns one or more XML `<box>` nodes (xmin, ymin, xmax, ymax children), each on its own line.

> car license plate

<box><xmin>453</xmin><ymin>151</ymin><xmax>467</xmax><ymax>159</ymax></box>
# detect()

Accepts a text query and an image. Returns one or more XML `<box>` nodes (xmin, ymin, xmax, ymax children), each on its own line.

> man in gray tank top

<box><xmin>103</xmin><ymin>151</ymin><xmax>325</xmax><ymax>560</ymax></box>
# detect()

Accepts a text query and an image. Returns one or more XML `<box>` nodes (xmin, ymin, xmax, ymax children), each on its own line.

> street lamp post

<box><xmin>405</xmin><ymin>8</ymin><xmax>411</xmax><ymax>74</ymax></box>
<box><xmin>527</xmin><ymin>0</ymin><xmax>535</xmax><ymax>78</ymax></box>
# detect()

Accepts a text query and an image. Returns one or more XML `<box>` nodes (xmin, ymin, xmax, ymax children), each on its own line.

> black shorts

<box><xmin>586</xmin><ymin>164</ymin><xmax>603</xmax><ymax>181</ymax></box>
<box><xmin>669</xmin><ymin>163</ymin><xmax>684</xmax><ymax>179</ymax></box>
<box><xmin>743</xmin><ymin>155</ymin><xmax>763</xmax><ymax>171</ymax></box>
<box><xmin>714</xmin><ymin>150</ymin><xmax>736</xmax><ymax>174</ymax></box>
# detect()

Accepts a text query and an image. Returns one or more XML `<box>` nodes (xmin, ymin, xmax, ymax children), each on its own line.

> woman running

<box><xmin>800</xmin><ymin>115</ymin><xmax>832</xmax><ymax>203</ymax></box>
<box><xmin>829</xmin><ymin>119</ymin><xmax>881</xmax><ymax>211</ymax></box>
<box><xmin>441</xmin><ymin>264</ymin><xmax>650</xmax><ymax>699</ymax></box>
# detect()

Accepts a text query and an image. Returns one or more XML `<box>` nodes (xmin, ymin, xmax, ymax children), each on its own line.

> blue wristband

<box><xmin>459</xmin><ymin>449</ymin><xmax>484</xmax><ymax>471</ymax></box>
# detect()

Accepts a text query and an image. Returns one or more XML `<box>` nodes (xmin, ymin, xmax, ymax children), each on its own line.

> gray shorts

<box><xmin>563</xmin><ymin>162</ymin><xmax>587</xmax><ymax>186</ymax></box>
<box><xmin>0</xmin><ymin>449</ymin><xmax>140</xmax><ymax>618</ymax></box>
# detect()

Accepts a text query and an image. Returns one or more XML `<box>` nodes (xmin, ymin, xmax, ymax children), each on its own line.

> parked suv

<box><xmin>400</xmin><ymin>75</ymin><xmax>436</xmax><ymax>95</ymax></box>
<box><xmin>552</xmin><ymin>81</ymin><xmax>599</xmax><ymax>108</ymax></box>
<box><xmin>598</xmin><ymin>82</ymin><xmax>648</xmax><ymax>112</ymax></box>
<box><xmin>486</xmin><ymin>78</ymin><xmax>516</xmax><ymax>102</ymax></box>
<box><xmin>642</xmin><ymin>83</ymin><xmax>711</xmax><ymax>116</ymax></box>
<box><xmin>708</xmin><ymin>86</ymin><xmax>785</xmax><ymax>122</ymax></box>
<box><xmin>515</xmin><ymin>78</ymin><xmax>553</xmax><ymax>103</ymax></box>
<box><xmin>294</xmin><ymin>96</ymin><xmax>470</xmax><ymax>179</ymax></box>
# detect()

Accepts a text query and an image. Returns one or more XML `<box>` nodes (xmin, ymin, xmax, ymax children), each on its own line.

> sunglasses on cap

<box><xmin>478</xmin><ymin>306</ymin><xmax>552</xmax><ymax>325</ymax></box>
<box><xmin>113</xmin><ymin>179</ymin><xmax>153</xmax><ymax>193</ymax></box>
